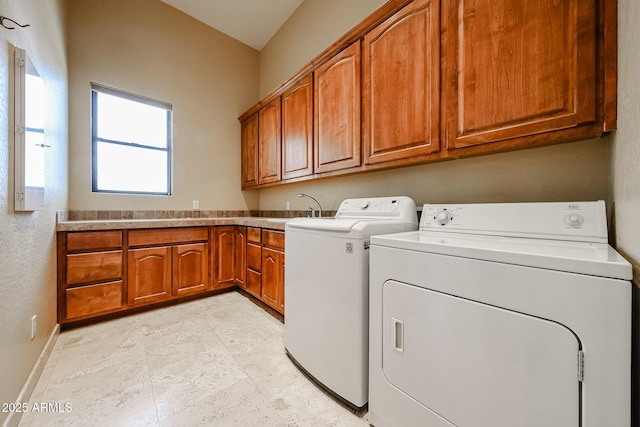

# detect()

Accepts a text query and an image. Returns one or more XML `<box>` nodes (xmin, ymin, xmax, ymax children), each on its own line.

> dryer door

<box><xmin>382</xmin><ymin>280</ymin><xmax>580</xmax><ymax>427</ymax></box>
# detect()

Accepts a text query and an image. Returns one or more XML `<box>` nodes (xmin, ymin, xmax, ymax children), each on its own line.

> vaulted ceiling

<box><xmin>159</xmin><ymin>0</ymin><xmax>304</xmax><ymax>50</ymax></box>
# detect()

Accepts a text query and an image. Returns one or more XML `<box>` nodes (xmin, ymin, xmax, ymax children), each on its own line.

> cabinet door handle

<box><xmin>392</xmin><ymin>317</ymin><xmax>404</xmax><ymax>354</ymax></box>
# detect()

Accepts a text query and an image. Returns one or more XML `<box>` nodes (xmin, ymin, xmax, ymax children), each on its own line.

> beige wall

<box><xmin>259</xmin><ymin>138</ymin><xmax>610</xmax><ymax>212</ymax></box>
<box><xmin>258</xmin><ymin>0</ymin><xmax>386</xmax><ymax>97</ymax></box>
<box><xmin>0</xmin><ymin>0</ymin><xmax>68</xmax><ymax>423</ymax></box>
<box><xmin>67</xmin><ymin>0</ymin><xmax>259</xmax><ymax>211</ymax></box>
<box><xmin>613</xmin><ymin>0</ymin><xmax>640</xmax><ymax>424</ymax></box>
<box><xmin>257</xmin><ymin>0</ymin><xmax>611</xmax><ymax>213</ymax></box>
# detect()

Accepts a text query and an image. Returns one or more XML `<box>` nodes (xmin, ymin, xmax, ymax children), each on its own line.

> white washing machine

<box><xmin>369</xmin><ymin>201</ymin><xmax>632</xmax><ymax>427</ymax></box>
<box><xmin>284</xmin><ymin>196</ymin><xmax>418</xmax><ymax>409</ymax></box>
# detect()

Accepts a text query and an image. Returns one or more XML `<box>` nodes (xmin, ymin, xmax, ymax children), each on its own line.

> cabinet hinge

<box><xmin>15</xmin><ymin>55</ymin><xmax>24</xmax><ymax>68</ymax></box>
<box><xmin>577</xmin><ymin>350</ymin><xmax>584</xmax><ymax>382</ymax></box>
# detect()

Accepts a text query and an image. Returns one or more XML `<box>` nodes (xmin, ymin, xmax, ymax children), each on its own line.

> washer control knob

<box><xmin>356</xmin><ymin>200</ymin><xmax>369</xmax><ymax>210</ymax></box>
<box><xmin>564</xmin><ymin>214</ymin><xmax>584</xmax><ymax>227</ymax></box>
<box><xmin>436</xmin><ymin>210</ymin><xmax>451</xmax><ymax>225</ymax></box>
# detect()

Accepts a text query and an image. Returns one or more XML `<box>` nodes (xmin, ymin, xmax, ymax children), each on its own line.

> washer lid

<box><xmin>286</xmin><ymin>218</ymin><xmax>363</xmax><ymax>232</ymax></box>
<box><xmin>371</xmin><ymin>231</ymin><xmax>633</xmax><ymax>280</ymax></box>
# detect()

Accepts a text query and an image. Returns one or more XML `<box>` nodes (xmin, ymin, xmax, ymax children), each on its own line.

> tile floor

<box><xmin>18</xmin><ymin>292</ymin><xmax>369</xmax><ymax>426</ymax></box>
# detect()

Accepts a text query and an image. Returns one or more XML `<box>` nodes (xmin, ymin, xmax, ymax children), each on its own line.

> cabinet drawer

<box><xmin>247</xmin><ymin>227</ymin><xmax>261</xmax><ymax>243</ymax></box>
<box><xmin>128</xmin><ymin>227</ymin><xmax>208</xmax><ymax>246</ymax></box>
<box><xmin>247</xmin><ymin>243</ymin><xmax>262</xmax><ymax>271</ymax></box>
<box><xmin>262</xmin><ymin>230</ymin><xmax>284</xmax><ymax>250</ymax></box>
<box><xmin>65</xmin><ymin>280</ymin><xmax>123</xmax><ymax>320</ymax></box>
<box><xmin>67</xmin><ymin>231</ymin><xmax>122</xmax><ymax>252</ymax></box>
<box><xmin>246</xmin><ymin>269</ymin><xmax>262</xmax><ymax>299</ymax></box>
<box><xmin>66</xmin><ymin>251</ymin><xmax>123</xmax><ymax>285</ymax></box>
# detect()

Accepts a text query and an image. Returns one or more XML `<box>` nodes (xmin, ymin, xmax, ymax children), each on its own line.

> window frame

<box><xmin>90</xmin><ymin>83</ymin><xmax>172</xmax><ymax>196</ymax></box>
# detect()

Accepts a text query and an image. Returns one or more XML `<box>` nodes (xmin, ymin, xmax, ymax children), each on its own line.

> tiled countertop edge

<box><xmin>56</xmin><ymin>217</ymin><xmax>289</xmax><ymax>232</ymax></box>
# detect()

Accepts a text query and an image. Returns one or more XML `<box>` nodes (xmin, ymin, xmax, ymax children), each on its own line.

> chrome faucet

<box><xmin>298</xmin><ymin>193</ymin><xmax>323</xmax><ymax>218</ymax></box>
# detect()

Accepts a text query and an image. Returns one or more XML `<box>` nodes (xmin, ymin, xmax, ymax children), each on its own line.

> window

<box><xmin>91</xmin><ymin>83</ymin><xmax>172</xmax><ymax>195</ymax></box>
<box><xmin>25</xmin><ymin>73</ymin><xmax>45</xmax><ymax>189</ymax></box>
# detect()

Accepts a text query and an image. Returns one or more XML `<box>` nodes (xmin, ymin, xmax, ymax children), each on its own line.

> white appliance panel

<box><xmin>285</xmin><ymin>230</ymin><xmax>370</xmax><ymax>406</ymax></box>
<box><xmin>369</xmin><ymin>240</ymin><xmax>631</xmax><ymax>427</ymax></box>
<box><xmin>285</xmin><ymin>196</ymin><xmax>418</xmax><ymax>408</ymax></box>
<box><xmin>382</xmin><ymin>280</ymin><xmax>580</xmax><ymax>427</ymax></box>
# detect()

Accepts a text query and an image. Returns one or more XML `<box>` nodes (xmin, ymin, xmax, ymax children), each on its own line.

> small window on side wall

<box><xmin>91</xmin><ymin>83</ymin><xmax>172</xmax><ymax>195</ymax></box>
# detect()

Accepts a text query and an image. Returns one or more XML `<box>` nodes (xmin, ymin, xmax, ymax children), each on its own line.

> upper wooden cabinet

<box><xmin>314</xmin><ymin>42</ymin><xmax>362</xmax><ymax>174</ymax></box>
<box><xmin>238</xmin><ymin>0</ymin><xmax>616</xmax><ymax>187</ymax></box>
<box><xmin>241</xmin><ymin>113</ymin><xmax>259</xmax><ymax>188</ymax></box>
<box><xmin>443</xmin><ymin>0</ymin><xmax>604</xmax><ymax>150</ymax></box>
<box><xmin>258</xmin><ymin>98</ymin><xmax>282</xmax><ymax>184</ymax></box>
<box><xmin>282</xmin><ymin>75</ymin><xmax>314</xmax><ymax>180</ymax></box>
<box><xmin>363</xmin><ymin>0</ymin><xmax>441</xmax><ymax>165</ymax></box>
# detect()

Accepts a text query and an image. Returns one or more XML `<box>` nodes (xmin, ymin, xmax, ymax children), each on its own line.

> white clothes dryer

<box><xmin>369</xmin><ymin>201</ymin><xmax>631</xmax><ymax>427</ymax></box>
<box><xmin>285</xmin><ymin>196</ymin><xmax>418</xmax><ymax>409</ymax></box>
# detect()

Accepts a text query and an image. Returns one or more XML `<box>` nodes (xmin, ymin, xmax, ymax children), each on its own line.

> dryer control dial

<box><xmin>436</xmin><ymin>210</ymin><xmax>451</xmax><ymax>225</ymax></box>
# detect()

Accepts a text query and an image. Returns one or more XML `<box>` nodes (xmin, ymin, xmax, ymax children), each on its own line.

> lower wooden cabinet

<box><xmin>128</xmin><ymin>246</ymin><xmax>172</xmax><ymax>306</ymax></box>
<box><xmin>260</xmin><ymin>229</ymin><xmax>285</xmax><ymax>314</ymax></box>
<box><xmin>58</xmin><ymin>225</ymin><xmax>284</xmax><ymax>324</ymax></box>
<box><xmin>234</xmin><ymin>227</ymin><xmax>247</xmax><ymax>289</ymax></box>
<box><xmin>65</xmin><ymin>281</ymin><xmax>123</xmax><ymax>320</ymax></box>
<box><xmin>262</xmin><ymin>247</ymin><xmax>284</xmax><ymax>313</ymax></box>
<box><xmin>213</xmin><ymin>226</ymin><xmax>246</xmax><ymax>290</ymax></box>
<box><xmin>173</xmin><ymin>243</ymin><xmax>209</xmax><ymax>296</ymax></box>
<box><xmin>58</xmin><ymin>230</ymin><xmax>125</xmax><ymax>323</ymax></box>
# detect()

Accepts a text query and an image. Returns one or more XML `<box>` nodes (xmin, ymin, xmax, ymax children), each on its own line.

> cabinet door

<box><xmin>128</xmin><ymin>246</ymin><xmax>172</xmax><ymax>306</ymax></box>
<box><xmin>262</xmin><ymin>247</ymin><xmax>284</xmax><ymax>313</ymax></box>
<box><xmin>363</xmin><ymin>0</ymin><xmax>440</xmax><ymax>165</ymax></box>
<box><xmin>282</xmin><ymin>74</ymin><xmax>314</xmax><ymax>180</ymax></box>
<box><xmin>314</xmin><ymin>42</ymin><xmax>361</xmax><ymax>173</ymax></box>
<box><xmin>213</xmin><ymin>226</ymin><xmax>236</xmax><ymax>289</ymax></box>
<box><xmin>172</xmin><ymin>243</ymin><xmax>209</xmax><ymax>296</ymax></box>
<box><xmin>259</xmin><ymin>98</ymin><xmax>282</xmax><ymax>184</ymax></box>
<box><xmin>234</xmin><ymin>226</ymin><xmax>247</xmax><ymax>288</ymax></box>
<box><xmin>443</xmin><ymin>0</ymin><xmax>597</xmax><ymax>149</ymax></box>
<box><xmin>241</xmin><ymin>113</ymin><xmax>259</xmax><ymax>188</ymax></box>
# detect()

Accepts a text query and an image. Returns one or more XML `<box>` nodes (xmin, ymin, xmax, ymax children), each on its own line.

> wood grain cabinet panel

<box><xmin>262</xmin><ymin>247</ymin><xmax>284</xmax><ymax>314</ymax></box>
<box><xmin>67</xmin><ymin>231</ymin><xmax>122</xmax><ymax>252</ymax></box>
<box><xmin>443</xmin><ymin>0</ymin><xmax>598</xmax><ymax>149</ymax></box>
<box><xmin>282</xmin><ymin>74</ymin><xmax>314</xmax><ymax>180</ymax></box>
<box><xmin>127</xmin><ymin>246</ymin><xmax>172</xmax><ymax>306</ymax></box>
<box><xmin>66</xmin><ymin>251</ymin><xmax>122</xmax><ymax>285</ymax></box>
<box><xmin>213</xmin><ymin>226</ymin><xmax>237</xmax><ymax>289</ymax></box>
<box><xmin>172</xmin><ymin>243</ymin><xmax>208</xmax><ymax>296</ymax></box>
<box><xmin>262</xmin><ymin>229</ymin><xmax>285</xmax><ymax>251</ymax></box>
<box><xmin>246</xmin><ymin>269</ymin><xmax>262</xmax><ymax>299</ymax></box>
<box><xmin>363</xmin><ymin>0</ymin><xmax>440</xmax><ymax>165</ymax></box>
<box><xmin>246</xmin><ymin>243</ymin><xmax>262</xmax><ymax>271</ymax></box>
<box><xmin>128</xmin><ymin>227</ymin><xmax>208</xmax><ymax>247</ymax></box>
<box><xmin>241</xmin><ymin>113</ymin><xmax>259</xmax><ymax>188</ymax></box>
<box><xmin>247</xmin><ymin>227</ymin><xmax>261</xmax><ymax>243</ymax></box>
<box><xmin>235</xmin><ymin>226</ymin><xmax>247</xmax><ymax>289</ymax></box>
<box><xmin>314</xmin><ymin>42</ymin><xmax>361</xmax><ymax>173</ymax></box>
<box><xmin>65</xmin><ymin>281</ymin><xmax>123</xmax><ymax>320</ymax></box>
<box><xmin>259</xmin><ymin>98</ymin><xmax>282</xmax><ymax>184</ymax></box>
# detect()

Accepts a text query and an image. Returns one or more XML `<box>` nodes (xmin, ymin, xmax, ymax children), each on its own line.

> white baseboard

<box><xmin>3</xmin><ymin>324</ymin><xmax>60</xmax><ymax>427</ymax></box>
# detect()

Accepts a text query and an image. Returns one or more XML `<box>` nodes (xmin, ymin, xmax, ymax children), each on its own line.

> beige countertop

<box><xmin>56</xmin><ymin>217</ymin><xmax>289</xmax><ymax>232</ymax></box>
